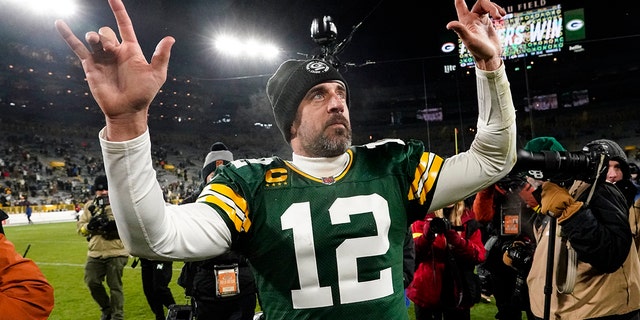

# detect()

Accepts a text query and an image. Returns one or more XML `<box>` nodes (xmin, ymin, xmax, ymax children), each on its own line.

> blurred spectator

<box><xmin>0</xmin><ymin>209</ymin><xmax>54</xmax><ymax>320</ymax></box>
<box><xmin>139</xmin><ymin>257</ymin><xmax>176</xmax><ymax>320</ymax></box>
<box><xmin>407</xmin><ymin>200</ymin><xmax>485</xmax><ymax>320</ymax></box>
<box><xmin>177</xmin><ymin>142</ymin><xmax>257</xmax><ymax>320</ymax></box>
<box><xmin>629</xmin><ymin>163</ymin><xmax>640</xmax><ymax>202</ymax></box>
<box><xmin>19</xmin><ymin>196</ymin><xmax>33</xmax><ymax>224</ymax></box>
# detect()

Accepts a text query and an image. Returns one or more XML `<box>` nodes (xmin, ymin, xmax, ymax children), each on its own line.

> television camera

<box><xmin>85</xmin><ymin>195</ymin><xmax>118</xmax><ymax>240</ymax></box>
<box><xmin>511</xmin><ymin>145</ymin><xmax>609</xmax><ymax>183</ymax></box>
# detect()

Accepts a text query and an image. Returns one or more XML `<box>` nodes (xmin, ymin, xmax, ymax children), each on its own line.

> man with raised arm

<box><xmin>55</xmin><ymin>0</ymin><xmax>515</xmax><ymax>318</ymax></box>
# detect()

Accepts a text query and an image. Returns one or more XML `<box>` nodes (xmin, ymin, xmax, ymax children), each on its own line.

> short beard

<box><xmin>302</xmin><ymin>123</ymin><xmax>352</xmax><ymax>158</ymax></box>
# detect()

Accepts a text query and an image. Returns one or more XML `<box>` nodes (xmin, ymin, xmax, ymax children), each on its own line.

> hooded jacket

<box><xmin>527</xmin><ymin>182</ymin><xmax>640</xmax><ymax>319</ymax></box>
<box><xmin>407</xmin><ymin>209</ymin><xmax>485</xmax><ymax>310</ymax></box>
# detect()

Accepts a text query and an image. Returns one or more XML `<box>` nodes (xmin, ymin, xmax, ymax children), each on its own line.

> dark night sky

<box><xmin>0</xmin><ymin>0</ymin><xmax>638</xmax><ymax>135</ymax></box>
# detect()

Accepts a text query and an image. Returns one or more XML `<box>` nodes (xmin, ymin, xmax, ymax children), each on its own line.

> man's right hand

<box><xmin>447</xmin><ymin>0</ymin><xmax>506</xmax><ymax>71</ymax></box>
<box><xmin>54</xmin><ymin>0</ymin><xmax>175</xmax><ymax>141</ymax></box>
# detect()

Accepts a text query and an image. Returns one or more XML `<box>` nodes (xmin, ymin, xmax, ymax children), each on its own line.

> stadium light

<box><xmin>7</xmin><ymin>0</ymin><xmax>77</xmax><ymax>17</ymax></box>
<box><xmin>214</xmin><ymin>35</ymin><xmax>281</xmax><ymax>60</ymax></box>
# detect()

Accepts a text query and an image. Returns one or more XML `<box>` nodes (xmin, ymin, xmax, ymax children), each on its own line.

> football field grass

<box><xmin>4</xmin><ymin>221</ymin><xmax>499</xmax><ymax>319</ymax></box>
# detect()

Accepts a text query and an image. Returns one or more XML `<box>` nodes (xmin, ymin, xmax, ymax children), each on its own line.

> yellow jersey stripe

<box><xmin>408</xmin><ymin>153</ymin><xmax>443</xmax><ymax>204</ymax></box>
<box><xmin>198</xmin><ymin>183</ymin><xmax>251</xmax><ymax>232</ymax></box>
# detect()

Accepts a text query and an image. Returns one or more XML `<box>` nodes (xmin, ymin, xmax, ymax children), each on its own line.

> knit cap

<box><xmin>94</xmin><ymin>175</ymin><xmax>108</xmax><ymax>191</ymax></box>
<box><xmin>523</xmin><ymin>136</ymin><xmax>566</xmax><ymax>152</ymax></box>
<box><xmin>583</xmin><ymin>139</ymin><xmax>629</xmax><ymax>179</ymax></box>
<box><xmin>517</xmin><ymin>136</ymin><xmax>567</xmax><ymax>180</ymax></box>
<box><xmin>202</xmin><ymin>142</ymin><xmax>233</xmax><ymax>183</ymax></box>
<box><xmin>266</xmin><ymin>59</ymin><xmax>348</xmax><ymax>142</ymax></box>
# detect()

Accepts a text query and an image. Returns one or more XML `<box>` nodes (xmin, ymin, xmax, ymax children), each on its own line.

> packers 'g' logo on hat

<box><xmin>267</xmin><ymin>59</ymin><xmax>348</xmax><ymax>142</ymax></box>
<box><xmin>305</xmin><ymin>61</ymin><xmax>331</xmax><ymax>74</ymax></box>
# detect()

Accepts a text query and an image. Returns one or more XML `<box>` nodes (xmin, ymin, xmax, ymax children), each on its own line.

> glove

<box><xmin>519</xmin><ymin>182</ymin><xmax>540</xmax><ymax>212</ymax></box>
<box><xmin>540</xmin><ymin>181</ymin><xmax>583</xmax><ymax>223</ymax></box>
<box><xmin>428</xmin><ymin>217</ymin><xmax>451</xmax><ymax>235</ymax></box>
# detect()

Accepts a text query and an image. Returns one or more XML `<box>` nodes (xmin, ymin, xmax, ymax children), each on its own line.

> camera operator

<box><xmin>525</xmin><ymin>139</ymin><xmax>640</xmax><ymax>320</ymax></box>
<box><xmin>473</xmin><ymin>137</ymin><xmax>566</xmax><ymax>320</ymax></box>
<box><xmin>77</xmin><ymin>175</ymin><xmax>129</xmax><ymax>320</ymax></box>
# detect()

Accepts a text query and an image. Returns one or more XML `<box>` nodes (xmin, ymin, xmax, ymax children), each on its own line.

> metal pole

<box><xmin>524</xmin><ymin>57</ymin><xmax>535</xmax><ymax>139</ymax></box>
<box><xmin>543</xmin><ymin>216</ymin><xmax>556</xmax><ymax>320</ymax></box>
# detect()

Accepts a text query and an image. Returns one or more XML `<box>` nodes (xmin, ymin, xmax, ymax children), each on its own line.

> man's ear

<box><xmin>289</xmin><ymin>118</ymin><xmax>300</xmax><ymax>140</ymax></box>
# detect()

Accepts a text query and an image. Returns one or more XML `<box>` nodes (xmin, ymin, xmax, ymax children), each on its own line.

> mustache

<box><xmin>325</xmin><ymin>115</ymin><xmax>350</xmax><ymax>129</ymax></box>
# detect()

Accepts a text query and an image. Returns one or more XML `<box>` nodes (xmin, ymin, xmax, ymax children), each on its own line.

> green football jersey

<box><xmin>197</xmin><ymin>139</ymin><xmax>443</xmax><ymax>319</ymax></box>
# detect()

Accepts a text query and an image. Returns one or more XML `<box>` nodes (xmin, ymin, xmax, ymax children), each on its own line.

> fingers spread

<box><xmin>98</xmin><ymin>27</ymin><xmax>120</xmax><ymax>52</ymax></box>
<box><xmin>453</xmin><ymin>0</ymin><xmax>469</xmax><ymax>18</ymax></box>
<box><xmin>85</xmin><ymin>31</ymin><xmax>104</xmax><ymax>55</ymax></box>
<box><xmin>108</xmin><ymin>0</ymin><xmax>139</xmax><ymax>44</ymax></box>
<box><xmin>55</xmin><ymin>20</ymin><xmax>91</xmax><ymax>60</ymax></box>
<box><xmin>151</xmin><ymin>36</ymin><xmax>176</xmax><ymax>75</ymax></box>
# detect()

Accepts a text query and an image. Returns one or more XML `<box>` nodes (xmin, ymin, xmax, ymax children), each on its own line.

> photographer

<box><xmin>524</xmin><ymin>139</ymin><xmax>640</xmax><ymax>320</ymax></box>
<box><xmin>407</xmin><ymin>200</ymin><xmax>485</xmax><ymax>320</ymax></box>
<box><xmin>473</xmin><ymin>137</ymin><xmax>566</xmax><ymax>320</ymax></box>
<box><xmin>77</xmin><ymin>175</ymin><xmax>129</xmax><ymax>320</ymax></box>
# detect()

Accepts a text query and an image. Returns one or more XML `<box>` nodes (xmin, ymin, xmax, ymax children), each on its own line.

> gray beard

<box><xmin>305</xmin><ymin>127</ymin><xmax>352</xmax><ymax>158</ymax></box>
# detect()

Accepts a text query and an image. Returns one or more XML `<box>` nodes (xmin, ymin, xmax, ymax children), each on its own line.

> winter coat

<box><xmin>77</xmin><ymin>199</ymin><xmax>129</xmax><ymax>259</ymax></box>
<box><xmin>527</xmin><ymin>182</ymin><xmax>640</xmax><ymax>319</ymax></box>
<box><xmin>406</xmin><ymin>210</ymin><xmax>485</xmax><ymax>310</ymax></box>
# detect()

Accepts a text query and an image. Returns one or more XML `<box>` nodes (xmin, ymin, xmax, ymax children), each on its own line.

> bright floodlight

<box><xmin>14</xmin><ymin>0</ymin><xmax>77</xmax><ymax>17</ymax></box>
<box><xmin>214</xmin><ymin>35</ymin><xmax>281</xmax><ymax>60</ymax></box>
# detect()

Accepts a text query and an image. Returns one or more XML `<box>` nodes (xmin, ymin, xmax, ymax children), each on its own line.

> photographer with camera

<box><xmin>523</xmin><ymin>139</ymin><xmax>640</xmax><ymax>320</ymax></box>
<box><xmin>77</xmin><ymin>175</ymin><xmax>129</xmax><ymax>320</ymax></box>
<box><xmin>407</xmin><ymin>200</ymin><xmax>485</xmax><ymax>320</ymax></box>
<box><xmin>472</xmin><ymin>137</ymin><xmax>566</xmax><ymax>320</ymax></box>
<box><xmin>0</xmin><ymin>209</ymin><xmax>54</xmax><ymax>320</ymax></box>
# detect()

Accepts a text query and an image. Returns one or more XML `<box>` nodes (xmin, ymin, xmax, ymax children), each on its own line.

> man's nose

<box><xmin>327</xmin><ymin>92</ymin><xmax>345</xmax><ymax>113</ymax></box>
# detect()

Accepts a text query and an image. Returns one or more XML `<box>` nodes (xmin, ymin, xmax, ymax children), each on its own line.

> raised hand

<box><xmin>447</xmin><ymin>0</ymin><xmax>506</xmax><ymax>70</ymax></box>
<box><xmin>54</xmin><ymin>0</ymin><xmax>175</xmax><ymax>141</ymax></box>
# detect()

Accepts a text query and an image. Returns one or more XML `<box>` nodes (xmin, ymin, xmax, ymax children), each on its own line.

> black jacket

<box><xmin>561</xmin><ymin>182</ymin><xmax>631</xmax><ymax>273</ymax></box>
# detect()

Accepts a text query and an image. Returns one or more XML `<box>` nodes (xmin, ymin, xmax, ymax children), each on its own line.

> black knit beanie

<box><xmin>266</xmin><ymin>59</ymin><xmax>348</xmax><ymax>142</ymax></box>
<box><xmin>584</xmin><ymin>139</ymin><xmax>630</xmax><ymax>179</ymax></box>
<box><xmin>94</xmin><ymin>175</ymin><xmax>108</xmax><ymax>191</ymax></box>
<box><xmin>201</xmin><ymin>142</ymin><xmax>233</xmax><ymax>183</ymax></box>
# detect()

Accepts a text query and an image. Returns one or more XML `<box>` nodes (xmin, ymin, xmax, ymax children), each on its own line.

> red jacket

<box><xmin>406</xmin><ymin>210</ymin><xmax>485</xmax><ymax>309</ymax></box>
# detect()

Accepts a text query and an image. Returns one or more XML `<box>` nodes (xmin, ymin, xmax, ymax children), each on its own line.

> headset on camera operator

<box><xmin>516</xmin><ymin>139</ymin><xmax>640</xmax><ymax>320</ymax></box>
